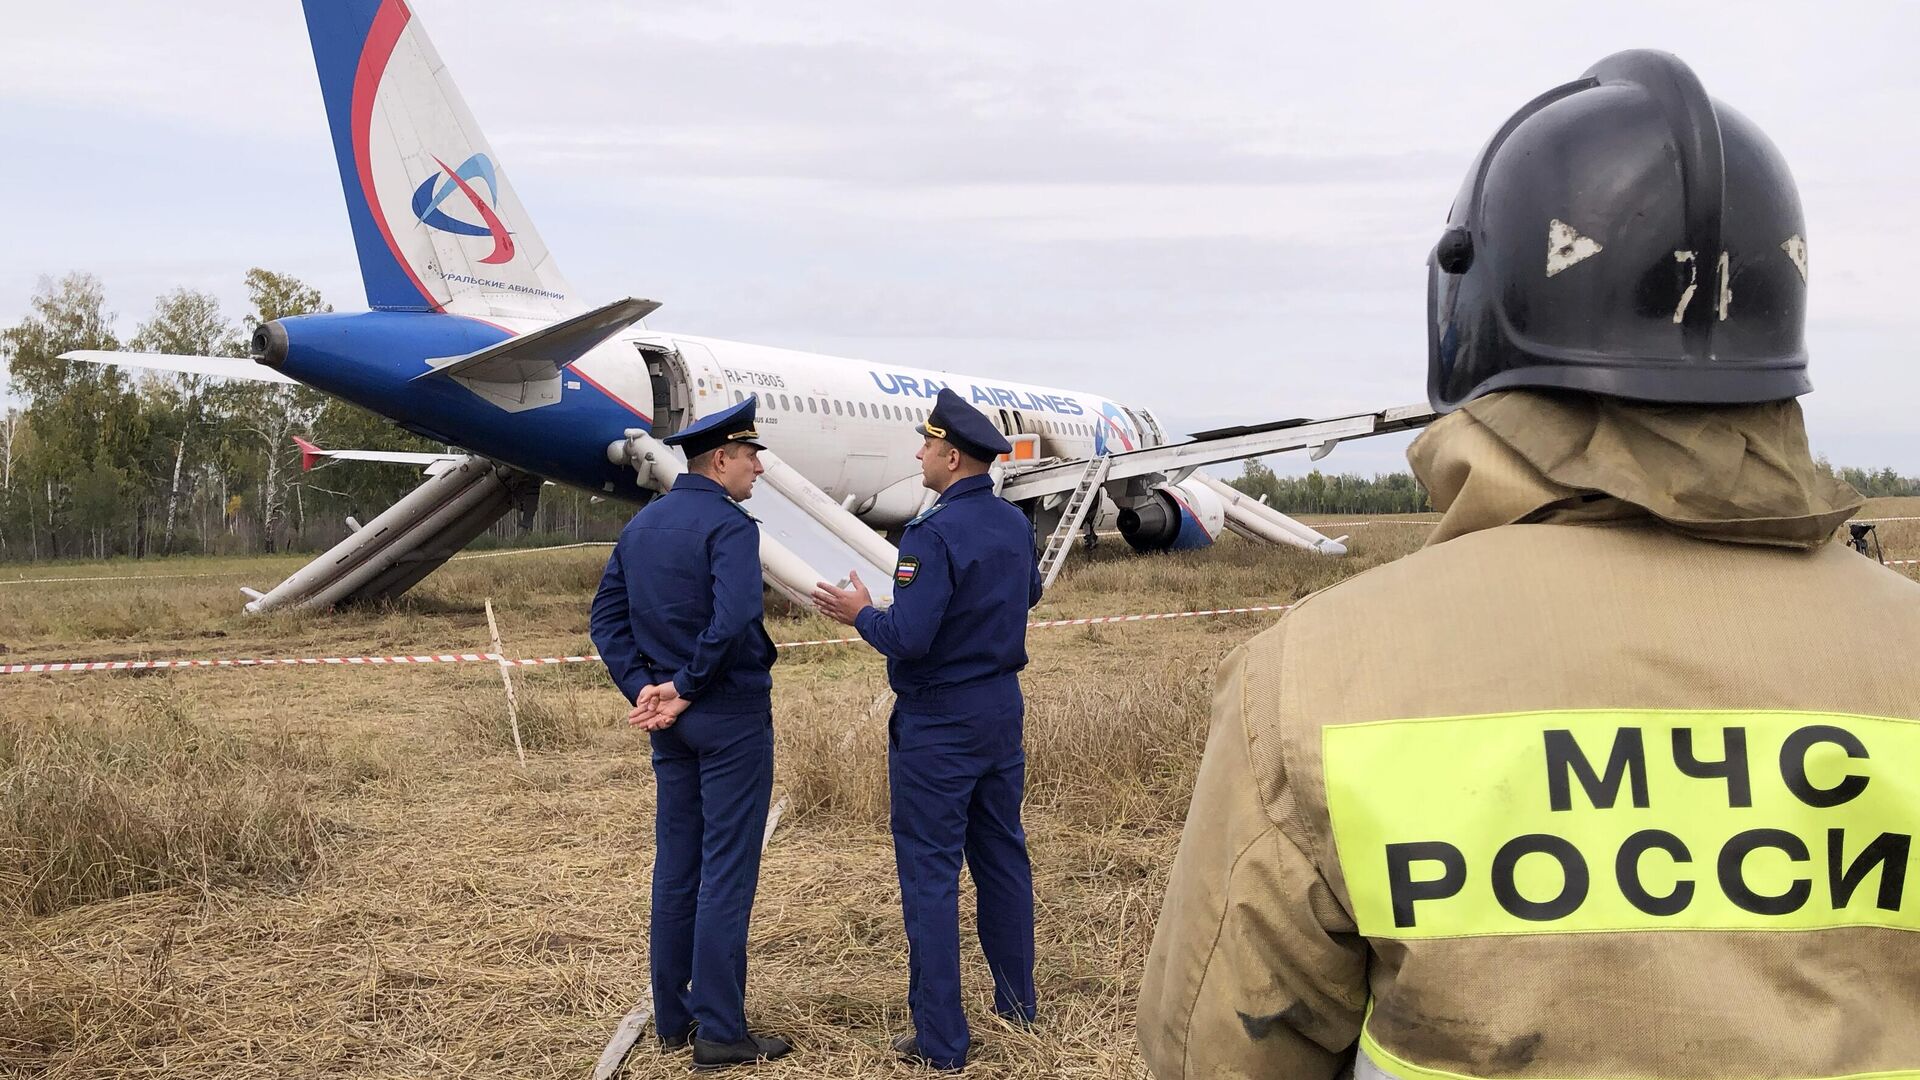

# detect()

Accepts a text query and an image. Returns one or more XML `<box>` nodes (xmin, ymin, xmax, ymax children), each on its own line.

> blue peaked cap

<box><xmin>916</xmin><ymin>386</ymin><xmax>1011</xmax><ymax>461</ymax></box>
<box><xmin>663</xmin><ymin>395</ymin><xmax>766</xmax><ymax>459</ymax></box>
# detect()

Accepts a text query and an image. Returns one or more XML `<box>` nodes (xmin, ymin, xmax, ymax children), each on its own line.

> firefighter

<box><xmin>1138</xmin><ymin>50</ymin><xmax>1920</xmax><ymax>1080</ymax></box>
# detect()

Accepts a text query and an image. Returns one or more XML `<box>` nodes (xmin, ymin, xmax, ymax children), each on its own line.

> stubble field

<box><xmin>2</xmin><ymin>500</ymin><xmax>1913</xmax><ymax>1078</ymax></box>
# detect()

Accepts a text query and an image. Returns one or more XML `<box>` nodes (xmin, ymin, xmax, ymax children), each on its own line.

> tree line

<box><xmin>1229</xmin><ymin>455</ymin><xmax>1920</xmax><ymax>515</ymax></box>
<box><xmin>1229</xmin><ymin>459</ymin><xmax>1433</xmax><ymax>515</ymax></box>
<box><xmin>0</xmin><ymin>270</ymin><xmax>627</xmax><ymax>564</ymax></box>
<box><xmin>6</xmin><ymin>269</ymin><xmax>1917</xmax><ymax>562</ymax></box>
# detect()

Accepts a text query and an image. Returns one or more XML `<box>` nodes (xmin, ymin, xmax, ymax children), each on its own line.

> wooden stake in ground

<box><xmin>592</xmin><ymin>1005</ymin><xmax>655</xmax><ymax>1080</ymax></box>
<box><xmin>762</xmin><ymin>793</ymin><xmax>790</xmax><ymax>854</ymax></box>
<box><xmin>484</xmin><ymin>598</ymin><xmax>527</xmax><ymax>770</ymax></box>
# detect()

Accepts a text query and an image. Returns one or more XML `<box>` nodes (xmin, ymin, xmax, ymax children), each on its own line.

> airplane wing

<box><xmin>292</xmin><ymin>436</ymin><xmax>462</xmax><ymax>473</ymax></box>
<box><xmin>999</xmin><ymin>403</ymin><xmax>1437</xmax><ymax>503</ymax></box>
<box><xmin>61</xmin><ymin>350</ymin><xmax>300</xmax><ymax>385</ymax></box>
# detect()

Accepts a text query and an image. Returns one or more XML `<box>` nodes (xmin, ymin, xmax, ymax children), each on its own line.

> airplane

<box><xmin>65</xmin><ymin>0</ymin><xmax>1433</xmax><ymax>614</ymax></box>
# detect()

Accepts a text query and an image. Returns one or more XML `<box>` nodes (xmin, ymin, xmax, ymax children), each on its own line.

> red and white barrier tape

<box><xmin>0</xmin><ymin>571</ymin><xmax>241</xmax><ymax>586</ymax></box>
<box><xmin>0</xmin><ymin>544</ymin><xmax>618</xmax><ymax>587</ymax></box>
<box><xmin>1</xmin><ymin>603</ymin><xmax>1295</xmax><ymax>676</ymax></box>
<box><xmin>449</xmin><ymin>542</ymin><xmax>614</xmax><ymax>562</ymax></box>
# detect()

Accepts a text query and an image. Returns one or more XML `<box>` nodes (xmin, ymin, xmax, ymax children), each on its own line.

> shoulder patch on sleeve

<box><xmin>894</xmin><ymin>555</ymin><xmax>921</xmax><ymax>588</ymax></box>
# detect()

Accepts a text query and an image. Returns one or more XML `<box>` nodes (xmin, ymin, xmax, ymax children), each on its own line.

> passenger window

<box><xmin>833</xmin><ymin>400</ymin><xmax>844</xmax><ymax>415</ymax></box>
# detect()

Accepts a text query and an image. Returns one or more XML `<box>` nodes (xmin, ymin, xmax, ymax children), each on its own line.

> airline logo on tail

<box><xmin>411</xmin><ymin>153</ymin><xmax>515</xmax><ymax>265</ymax></box>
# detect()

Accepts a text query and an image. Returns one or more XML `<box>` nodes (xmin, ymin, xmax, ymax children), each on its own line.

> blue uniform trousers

<box><xmin>648</xmin><ymin>709</ymin><xmax>775</xmax><ymax>1045</ymax></box>
<box><xmin>888</xmin><ymin>696</ymin><xmax>1038</xmax><ymax>1070</ymax></box>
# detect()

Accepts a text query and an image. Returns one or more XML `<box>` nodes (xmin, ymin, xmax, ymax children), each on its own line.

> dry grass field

<box><xmin>2</xmin><ymin>502</ymin><xmax>1913</xmax><ymax>1079</ymax></box>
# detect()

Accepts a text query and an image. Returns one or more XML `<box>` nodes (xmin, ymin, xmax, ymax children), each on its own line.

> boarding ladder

<box><xmin>1036</xmin><ymin>456</ymin><xmax>1111</xmax><ymax>591</ymax></box>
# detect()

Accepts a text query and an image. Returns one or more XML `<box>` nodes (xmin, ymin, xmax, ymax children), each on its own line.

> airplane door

<box><xmin>673</xmin><ymin>339</ymin><xmax>732</xmax><ymax>418</ymax></box>
<box><xmin>1132</xmin><ymin>406</ymin><xmax>1167</xmax><ymax>447</ymax></box>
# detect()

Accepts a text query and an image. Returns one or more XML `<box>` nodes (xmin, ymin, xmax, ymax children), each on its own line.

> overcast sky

<box><xmin>3</xmin><ymin>1</ymin><xmax>1916</xmax><ymax>476</ymax></box>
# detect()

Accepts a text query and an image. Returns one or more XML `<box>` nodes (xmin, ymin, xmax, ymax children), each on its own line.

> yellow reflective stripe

<box><xmin>1360</xmin><ymin>1018</ymin><xmax>1920</xmax><ymax>1080</ymax></box>
<box><xmin>1323</xmin><ymin>709</ymin><xmax>1920</xmax><ymax>940</ymax></box>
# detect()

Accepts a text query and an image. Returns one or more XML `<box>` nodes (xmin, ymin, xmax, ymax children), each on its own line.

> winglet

<box><xmin>293</xmin><ymin>435</ymin><xmax>325</xmax><ymax>472</ymax></box>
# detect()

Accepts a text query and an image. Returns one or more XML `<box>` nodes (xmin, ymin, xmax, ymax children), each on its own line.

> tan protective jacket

<box><xmin>1138</xmin><ymin>391</ymin><xmax>1920</xmax><ymax>1080</ymax></box>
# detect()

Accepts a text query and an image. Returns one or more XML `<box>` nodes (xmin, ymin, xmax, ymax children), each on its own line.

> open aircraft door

<box><xmin>673</xmin><ymin>339</ymin><xmax>732</xmax><ymax>413</ymax></box>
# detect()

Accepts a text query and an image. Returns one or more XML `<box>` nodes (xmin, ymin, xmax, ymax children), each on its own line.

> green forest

<box><xmin>1226</xmin><ymin>454</ymin><xmax>1920</xmax><ymax>515</ymax></box>
<box><xmin>0</xmin><ymin>271</ymin><xmax>629</xmax><ymax>564</ymax></box>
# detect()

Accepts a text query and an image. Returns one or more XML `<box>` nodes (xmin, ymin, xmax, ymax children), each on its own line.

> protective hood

<box><xmin>1408</xmin><ymin>389</ymin><xmax>1860</xmax><ymax>550</ymax></box>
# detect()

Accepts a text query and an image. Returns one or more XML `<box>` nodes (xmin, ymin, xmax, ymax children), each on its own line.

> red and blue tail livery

<box><xmin>303</xmin><ymin>0</ymin><xmax>574</xmax><ymax>317</ymax></box>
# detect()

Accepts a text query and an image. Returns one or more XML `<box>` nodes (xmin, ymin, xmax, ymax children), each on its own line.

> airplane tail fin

<box><xmin>301</xmin><ymin>0</ymin><xmax>580</xmax><ymax>318</ymax></box>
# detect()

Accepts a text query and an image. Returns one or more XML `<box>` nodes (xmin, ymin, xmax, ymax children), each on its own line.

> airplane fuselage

<box><xmin>266</xmin><ymin>309</ymin><xmax>1166</xmax><ymax>528</ymax></box>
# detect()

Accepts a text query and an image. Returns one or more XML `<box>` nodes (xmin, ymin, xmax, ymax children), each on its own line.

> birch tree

<box><xmin>129</xmin><ymin>288</ymin><xmax>243</xmax><ymax>553</ymax></box>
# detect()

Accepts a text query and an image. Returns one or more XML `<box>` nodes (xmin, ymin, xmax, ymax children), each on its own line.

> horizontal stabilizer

<box><xmin>61</xmin><ymin>350</ymin><xmax>299</xmax><ymax>385</ymax></box>
<box><xmin>291</xmin><ymin>435</ymin><xmax>461</xmax><ymax>473</ymax></box>
<box><xmin>415</xmin><ymin>297</ymin><xmax>660</xmax><ymax>384</ymax></box>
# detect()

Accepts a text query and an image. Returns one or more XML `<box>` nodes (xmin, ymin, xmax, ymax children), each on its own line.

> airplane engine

<box><xmin>1116</xmin><ymin>477</ymin><xmax>1224</xmax><ymax>553</ymax></box>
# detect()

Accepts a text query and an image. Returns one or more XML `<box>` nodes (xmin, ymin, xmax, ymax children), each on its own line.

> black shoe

<box><xmin>892</xmin><ymin>1032</ymin><xmax>964</xmax><ymax>1071</ymax></box>
<box><xmin>691</xmin><ymin>1032</ymin><xmax>792</xmax><ymax>1070</ymax></box>
<box><xmin>659</xmin><ymin>1022</ymin><xmax>697</xmax><ymax>1051</ymax></box>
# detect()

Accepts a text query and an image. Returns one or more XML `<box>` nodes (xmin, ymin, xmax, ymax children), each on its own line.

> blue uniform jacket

<box><xmin>855</xmin><ymin>474</ymin><xmax>1043</xmax><ymax>711</ymax></box>
<box><xmin>590</xmin><ymin>473</ymin><xmax>776</xmax><ymax>712</ymax></box>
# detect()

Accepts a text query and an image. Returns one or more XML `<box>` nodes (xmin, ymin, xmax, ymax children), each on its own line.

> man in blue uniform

<box><xmin>812</xmin><ymin>387</ymin><xmax>1044</xmax><ymax>1071</ymax></box>
<box><xmin>589</xmin><ymin>396</ymin><xmax>793</xmax><ymax>1070</ymax></box>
